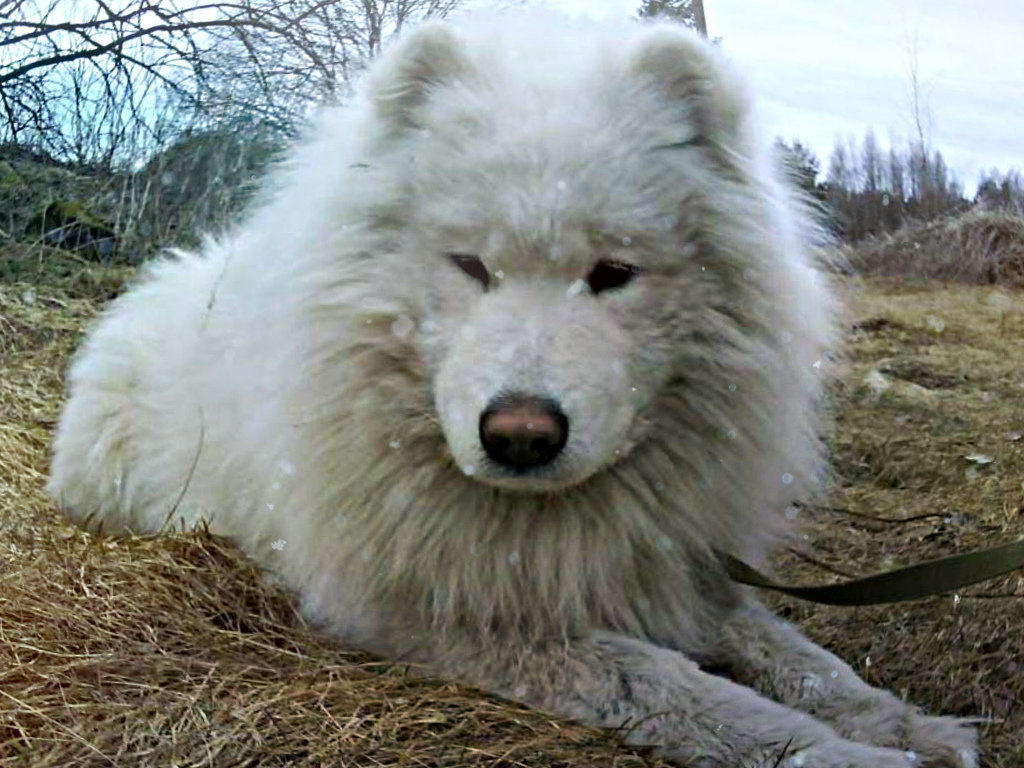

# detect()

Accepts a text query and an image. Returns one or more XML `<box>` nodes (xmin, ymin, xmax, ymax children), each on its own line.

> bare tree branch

<box><xmin>0</xmin><ymin>0</ymin><xmax>467</xmax><ymax>256</ymax></box>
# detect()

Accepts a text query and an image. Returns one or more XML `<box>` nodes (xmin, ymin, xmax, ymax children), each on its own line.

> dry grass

<box><xmin>1</xmin><ymin>273</ymin><xmax>1023</xmax><ymax>766</ymax></box>
<box><xmin>0</xmin><ymin>241</ymin><xmax>133</xmax><ymax>301</ymax></box>
<box><xmin>848</xmin><ymin>210</ymin><xmax>1024</xmax><ymax>287</ymax></box>
<box><xmin>772</xmin><ymin>277</ymin><xmax>1024</xmax><ymax>767</ymax></box>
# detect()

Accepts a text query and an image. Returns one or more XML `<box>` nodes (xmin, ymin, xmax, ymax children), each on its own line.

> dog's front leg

<box><xmin>715</xmin><ymin>601</ymin><xmax>977</xmax><ymax>767</ymax></box>
<box><xmin>431</xmin><ymin>630</ymin><xmax>916</xmax><ymax>767</ymax></box>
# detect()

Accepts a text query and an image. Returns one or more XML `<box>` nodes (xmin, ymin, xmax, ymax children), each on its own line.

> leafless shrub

<box><xmin>848</xmin><ymin>209</ymin><xmax>1024</xmax><ymax>286</ymax></box>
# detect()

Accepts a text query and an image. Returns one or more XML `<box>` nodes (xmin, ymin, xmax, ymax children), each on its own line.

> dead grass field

<box><xmin>1</xmin><ymin>263</ymin><xmax>1022</xmax><ymax>766</ymax></box>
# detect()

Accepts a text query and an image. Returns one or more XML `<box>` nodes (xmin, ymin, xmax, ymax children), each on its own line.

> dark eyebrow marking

<box><xmin>651</xmin><ymin>136</ymin><xmax>706</xmax><ymax>151</ymax></box>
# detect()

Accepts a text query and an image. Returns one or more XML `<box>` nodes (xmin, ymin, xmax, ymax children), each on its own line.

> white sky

<box><xmin>528</xmin><ymin>0</ymin><xmax>1024</xmax><ymax>192</ymax></box>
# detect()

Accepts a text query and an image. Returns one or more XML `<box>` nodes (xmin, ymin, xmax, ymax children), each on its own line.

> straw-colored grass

<box><xmin>1</xmin><ymin>264</ymin><xmax>1022</xmax><ymax>766</ymax></box>
<box><xmin>772</xmin><ymin>277</ymin><xmax>1024</xmax><ymax>767</ymax></box>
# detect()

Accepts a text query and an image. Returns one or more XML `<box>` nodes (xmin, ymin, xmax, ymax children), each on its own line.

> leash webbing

<box><xmin>717</xmin><ymin>538</ymin><xmax>1024</xmax><ymax>606</ymax></box>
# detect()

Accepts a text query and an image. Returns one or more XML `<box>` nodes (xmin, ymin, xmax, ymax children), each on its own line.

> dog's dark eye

<box><xmin>586</xmin><ymin>259</ymin><xmax>640</xmax><ymax>294</ymax></box>
<box><xmin>448</xmin><ymin>253</ymin><xmax>490</xmax><ymax>290</ymax></box>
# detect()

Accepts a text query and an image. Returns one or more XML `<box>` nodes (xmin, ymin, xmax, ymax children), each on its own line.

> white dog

<box><xmin>49</xmin><ymin>13</ymin><xmax>977</xmax><ymax>767</ymax></box>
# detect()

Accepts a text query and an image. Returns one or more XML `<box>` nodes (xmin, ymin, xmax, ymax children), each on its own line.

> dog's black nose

<box><xmin>479</xmin><ymin>394</ymin><xmax>568</xmax><ymax>470</ymax></box>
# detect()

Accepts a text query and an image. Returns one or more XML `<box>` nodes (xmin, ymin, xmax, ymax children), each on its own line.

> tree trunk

<box><xmin>692</xmin><ymin>0</ymin><xmax>708</xmax><ymax>37</ymax></box>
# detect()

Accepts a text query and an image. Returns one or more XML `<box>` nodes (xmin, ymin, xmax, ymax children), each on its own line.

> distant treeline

<box><xmin>777</xmin><ymin>132</ymin><xmax>1024</xmax><ymax>243</ymax></box>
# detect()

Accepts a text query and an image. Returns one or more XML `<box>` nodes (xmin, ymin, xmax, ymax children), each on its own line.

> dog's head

<box><xmin>339</xmin><ymin>15</ymin><xmax>826</xmax><ymax>495</ymax></box>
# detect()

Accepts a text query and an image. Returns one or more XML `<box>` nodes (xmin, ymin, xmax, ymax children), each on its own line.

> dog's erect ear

<box><xmin>629</xmin><ymin>26</ymin><xmax>748</xmax><ymax>148</ymax></box>
<box><xmin>368</xmin><ymin>21</ymin><xmax>471</xmax><ymax>131</ymax></box>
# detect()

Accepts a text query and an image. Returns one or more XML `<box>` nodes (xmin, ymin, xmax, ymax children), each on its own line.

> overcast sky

<box><xmin>528</xmin><ymin>0</ymin><xmax>1023</xmax><ymax>193</ymax></box>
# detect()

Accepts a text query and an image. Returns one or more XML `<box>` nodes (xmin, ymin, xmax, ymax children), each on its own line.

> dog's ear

<box><xmin>629</xmin><ymin>26</ymin><xmax>748</xmax><ymax>148</ymax></box>
<box><xmin>368</xmin><ymin>21</ymin><xmax>471</xmax><ymax>131</ymax></box>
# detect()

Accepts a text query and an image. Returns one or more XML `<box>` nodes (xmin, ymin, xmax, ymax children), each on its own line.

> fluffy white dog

<box><xmin>49</xmin><ymin>13</ymin><xmax>977</xmax><ymax>767</ymax></box>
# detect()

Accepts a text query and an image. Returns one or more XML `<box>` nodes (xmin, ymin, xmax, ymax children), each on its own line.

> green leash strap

<box><xmin>717</xmin><ymin>538</ymin><xmax>1024</xmax><ymax>606</ymax></box>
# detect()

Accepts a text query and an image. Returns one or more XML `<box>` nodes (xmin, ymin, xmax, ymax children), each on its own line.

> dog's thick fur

<box><xmin>49</xmin><ymin>13</ymin><xmax>977</xmax><ymax>767</ymax></box>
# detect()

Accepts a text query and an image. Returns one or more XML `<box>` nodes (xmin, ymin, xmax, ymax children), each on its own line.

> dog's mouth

<box><xmin>463</xmin><ymin>457</ymin><xmax>579</xmax><ymax>491</ymax></box>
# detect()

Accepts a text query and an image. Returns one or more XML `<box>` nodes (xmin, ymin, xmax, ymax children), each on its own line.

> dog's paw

<box><xmin>750</xmin><ymin>740</ymin><xmax>916</xmax><ymax>768</ymax></box>
<box><xmin>903</xmin><ymin>713</ymin><xmax>978</xmax><ymax>768</ymax></box>
<box><xmin>824</xmin><ymin>695</ymin><xmax>977</xmax><ymax>767</ymax></box>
